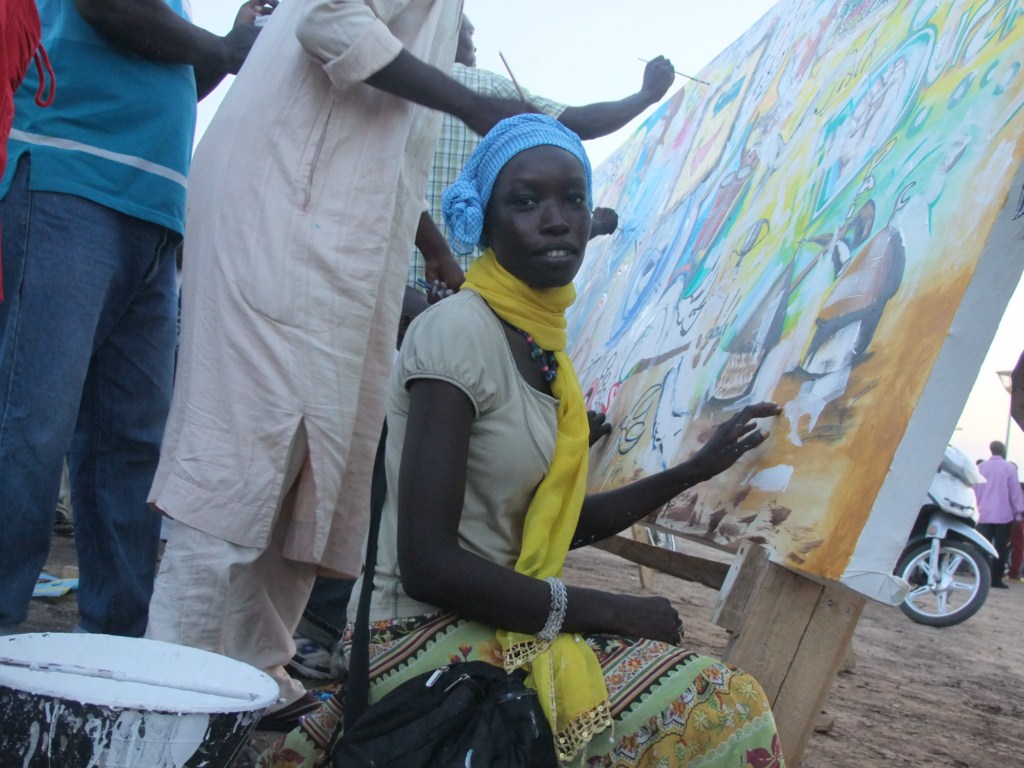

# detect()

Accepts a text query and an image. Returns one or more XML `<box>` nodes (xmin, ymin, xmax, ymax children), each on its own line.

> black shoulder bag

<box><xmin>328</xmin><ymin>428</ymin><xmax>557</xmax><ymax>768</ymax></box>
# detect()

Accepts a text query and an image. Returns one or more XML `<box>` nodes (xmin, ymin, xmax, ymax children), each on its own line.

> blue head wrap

<box><xmin>442</xmin><ymin>114</ymin><xmax>593</xmax><ymax>254</ymax></box>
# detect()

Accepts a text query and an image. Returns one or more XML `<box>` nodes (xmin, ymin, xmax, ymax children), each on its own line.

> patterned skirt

<box><xmin>257</xmin><ymin>612</ymin><xmax>784</xmax><ymax>768</ymax></box>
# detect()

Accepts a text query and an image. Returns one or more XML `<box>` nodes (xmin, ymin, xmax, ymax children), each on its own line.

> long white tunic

<box><xmin>150</xmin><ymin>0</ymin><xmax>461</xmax><ymax>575</ymax></box>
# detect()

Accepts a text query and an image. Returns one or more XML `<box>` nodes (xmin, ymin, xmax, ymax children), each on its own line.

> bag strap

<box><xmin>342</xmin><ymin>423</ymin><xmax>388</xmax><ymax>726</ymax></box>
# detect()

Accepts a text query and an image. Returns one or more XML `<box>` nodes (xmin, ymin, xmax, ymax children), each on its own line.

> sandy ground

<box><xmin>20</xmin><ymin>533</ymin><xmax>1024</xmax><ymax>767</ymax></box>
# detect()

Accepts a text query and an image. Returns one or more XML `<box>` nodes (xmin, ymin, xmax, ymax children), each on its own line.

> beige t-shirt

<box><xmin>358</xmin><ymin>290</ymin><xmax>558</xmax><ymax>621</ymax></box>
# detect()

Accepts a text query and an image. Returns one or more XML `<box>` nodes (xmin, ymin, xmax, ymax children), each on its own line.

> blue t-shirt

<box><xmin>0</xmin><ymin>0</ymin><xmax>197</xmax><ymax>234</ymax></box>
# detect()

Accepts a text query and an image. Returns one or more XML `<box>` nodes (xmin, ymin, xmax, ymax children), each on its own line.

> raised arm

<box><xmin>572</xmin><ymin>402</ymin><xmax>781</xmax><ymax>548</ymax></box>
<box><xmin>366</xmin><ymin>49</ymin><xmax>535</xmax><ymax>136</ymax></box>
<box><xmin>74</xmin><ymin>0</ymin><xmax>269</xmax><ymax>99</ymax></box>
<box><xmin>297</xmin><ymin>2</ymin><xmax>532</xmax><ymax>137</ymax></box>
<box><xmin>557</xmin><ymin>56</ymin><xmax>675</xmax><ymax>140</ymax></box>
<box><xmin>397</xmin><ymin>379</ymin><xmax>683</xmax><ymax>644</ymax></box>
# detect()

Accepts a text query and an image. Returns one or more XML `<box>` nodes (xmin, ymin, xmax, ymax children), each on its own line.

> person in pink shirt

<box><xmin>975</xmin><ymin>441</ymin><xmax>1024</xmax><ymax>588</ymax></box>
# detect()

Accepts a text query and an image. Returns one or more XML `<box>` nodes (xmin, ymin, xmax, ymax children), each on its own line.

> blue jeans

<box><xmin>0</xmin><ymin>156</ymin><xmax>178</xmax><ymax>635</ymax></box>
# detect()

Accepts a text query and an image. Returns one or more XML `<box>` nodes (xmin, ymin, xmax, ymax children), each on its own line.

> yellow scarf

<box><xmin>462</xmin><ymin>250</ymin><xmax>611</xmax><ymax>761</ymax></box>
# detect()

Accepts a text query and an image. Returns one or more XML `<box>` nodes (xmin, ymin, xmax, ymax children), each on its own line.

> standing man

<box><xmin>409</xmin><ymin>14</ymin><xmax>676</xmax><ymax>292</ymax></box>
<box><xmin>976</xmin><ymin>440</ymin><xmax>1024</xmax><ymax>588</ymax></box>
<box><xmin>0</xmin><ymin>0</ymin><xmax>268</xmax><ymax>638</ymax></box>
<box><xmin>146</xmin><ymin>0</ymin><xmax>530</xmax><ymax>728</ymax></box>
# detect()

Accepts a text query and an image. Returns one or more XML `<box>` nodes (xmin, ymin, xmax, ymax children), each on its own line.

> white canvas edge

<box><xmin>839</xmin><ymin>158</ymin><xmax>1024</xmax><ymax>605</ymax></box>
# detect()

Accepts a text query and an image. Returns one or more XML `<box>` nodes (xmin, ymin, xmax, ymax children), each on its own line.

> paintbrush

<box><xmin>498</xmin><ymin>51</ymin><xmax>527</xmax><ymax>102</ymax></box>
<box><xmin>0</xmin><ymin>656</ymin><xmax>264</xmax><ymax>702</ymax></box>
<box><xmin>637</xmin><ymin>58</ymin><xmax>711</xmax><ymax>87</ymax></box>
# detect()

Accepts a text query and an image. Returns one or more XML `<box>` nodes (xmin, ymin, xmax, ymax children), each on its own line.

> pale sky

<box><xmin>192</xmin><ymin>0</ymin><xmax>1024</xmax><ymax>467</ymax></box>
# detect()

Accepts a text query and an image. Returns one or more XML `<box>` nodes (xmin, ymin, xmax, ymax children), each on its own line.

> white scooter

<box><xmin>894</xmin><ymin>444</ymin><xmax>998</xmax><ymax>627</ymax></box>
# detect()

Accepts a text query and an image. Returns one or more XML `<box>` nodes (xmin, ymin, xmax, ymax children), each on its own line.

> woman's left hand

<box><xmin>587</xmin><ymin>410</ymin><xmax>612</xmax><ymax>446</ymax></box>
<box><xmin>691</xmin><ymin>401</ymin><xmax>781</xmax><ymax>478</ymax></box>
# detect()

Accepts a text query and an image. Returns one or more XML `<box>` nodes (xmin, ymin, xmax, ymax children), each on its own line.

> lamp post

<box><xmin>998</xmin><ymin>369</ymin><xmax>1013</xmax><ymax>452</ymax></box>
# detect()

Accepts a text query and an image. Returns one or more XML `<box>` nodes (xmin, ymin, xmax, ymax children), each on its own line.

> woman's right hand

<box><xmin>604</xmin><ymin>593</ymin><xmax>684</xmax><ymax>645</ymax></box>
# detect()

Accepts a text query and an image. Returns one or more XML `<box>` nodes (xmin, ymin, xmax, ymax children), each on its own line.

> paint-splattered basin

<box><xmin>0</xmin><ymin>632</ymin><xmax>279</xmax><ymax>767</ymax></box>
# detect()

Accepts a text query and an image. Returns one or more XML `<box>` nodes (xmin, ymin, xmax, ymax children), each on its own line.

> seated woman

<box><xmin>260</xmin><ymin>114</ymin><xmax>784</xmax><ymax>767</ymax></box>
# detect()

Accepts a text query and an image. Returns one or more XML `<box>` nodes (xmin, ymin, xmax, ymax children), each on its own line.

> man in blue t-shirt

<box><xmin>0</xmin><ymin>0</ymin><xmax>271</xmax><ymax>637</ymax></box>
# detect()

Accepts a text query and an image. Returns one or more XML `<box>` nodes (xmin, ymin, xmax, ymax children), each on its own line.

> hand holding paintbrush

<box><xmin>638</xmin><ymin>57</ymin><xmax>711</xmax><ymax>87</ymax></box>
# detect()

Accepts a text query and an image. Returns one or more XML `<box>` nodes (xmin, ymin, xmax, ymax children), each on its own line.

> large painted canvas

<box><xmin>568</xmin><ymin>0</ymin><xmax>1024</xmax><ymax>599</ymax></box>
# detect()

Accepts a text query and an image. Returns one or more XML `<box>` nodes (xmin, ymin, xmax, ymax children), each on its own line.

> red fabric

<box><xmin>0</xmin><ymin>0</ymin><xmax>43</xmax><ymax>301</ymax></box>
<box><xmin>1010</xmin><ymin>519</ymin><xmax>1024</xmax><ymax>579</ymax></box>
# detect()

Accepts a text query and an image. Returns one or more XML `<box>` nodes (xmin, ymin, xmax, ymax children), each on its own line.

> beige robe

<box><xmin>150</xmin><ymin>0</ymin><xmax>461</xmax><ymax>575</ymax></box>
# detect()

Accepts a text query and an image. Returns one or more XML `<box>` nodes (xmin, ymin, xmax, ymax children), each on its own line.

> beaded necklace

<box><xmin>515</xmin><ymin>328</ymin><xmax>558</xmax><ymax>382</ymax></box>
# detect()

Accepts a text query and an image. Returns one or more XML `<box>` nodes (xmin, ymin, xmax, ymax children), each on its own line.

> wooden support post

<box><xmin>629</xmin><ymin>525</ymin><xmax>657</xmax><ymax>589</ymax></box>
<box><xmin>713</xmin><ymin>542</ymin><xmax>865</xmax><ymax>766</ymax></box>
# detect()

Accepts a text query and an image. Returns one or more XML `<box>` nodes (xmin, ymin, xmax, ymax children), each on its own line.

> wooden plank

<box><xmin>711</xmin><ymin>540</ymin><xmax>771</xmax><ymax>632</ymax></box>
<box><xmin>592</xmin><ymin>535</ymin><xmax>730</xmax><ymax>590</ymax></box>
<box><xmin>772</xmin><ymin>584</ymin><xmax>864</xmax><ymax>763</ymax></box>
<box><xmin>719</xmin><ymin>558</ymin><xmax>823</xmax><ymax>698</ymax></box>
<box><xmin>715</xmin><ymin>547</ymin><xmax>864</xmax><ymax>766</ymax></box>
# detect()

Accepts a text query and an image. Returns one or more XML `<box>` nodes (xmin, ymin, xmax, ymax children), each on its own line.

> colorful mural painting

<box><xmin>568</xmin><ymin>0</ymin><xmax>1024</xmax><ymax>596</ymax></box>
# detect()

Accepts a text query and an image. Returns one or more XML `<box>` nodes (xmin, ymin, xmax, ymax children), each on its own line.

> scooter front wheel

<box><xmin>896</xmin><ymin>539</ymin><xmax>991</xmax><ymax>627</ymax></box>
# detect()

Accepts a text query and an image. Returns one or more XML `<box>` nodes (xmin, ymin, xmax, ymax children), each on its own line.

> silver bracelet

<box><xmin>537</xmin><ymin>576</ymin><xmax>568</xmax><ymax>642</ymax></box>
